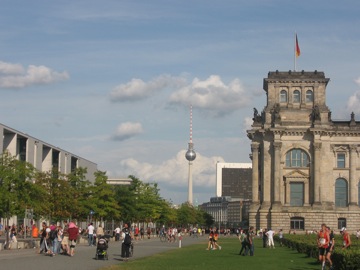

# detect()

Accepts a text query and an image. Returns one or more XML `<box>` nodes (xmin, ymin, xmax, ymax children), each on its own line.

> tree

<box><xmin>0</xmin><ymin>151</ymin><xmax>47</xmax><ymax>248</ymax></box>
<box><xmin>33</xmin><ymin>170</ymin><xmax>75</xmax><ymax>220</ymax></box>
<box><xmin>88</xmin><ymin>171</ymin><xmax>121</xmax><ymax>221</ymax></box>
<box><xmin>65</xmin><ymin>167</ymin><xmax>91</xmax><ymax>220</ymax></box>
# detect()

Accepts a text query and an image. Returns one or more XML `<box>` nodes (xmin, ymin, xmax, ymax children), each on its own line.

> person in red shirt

<box><xmin>340</xmin><ymin>227</ymin><xmax>351</xmax><ymax>249</ymax></box>
<box><xmin>317</xmin><ymin>223</ymin><xmax>330</xmax><ymax>270</ymax></box>
<box><xmin>68</xmin><ymin>222</ymin><xmax>79</xmax><ymax>257</ymax></box>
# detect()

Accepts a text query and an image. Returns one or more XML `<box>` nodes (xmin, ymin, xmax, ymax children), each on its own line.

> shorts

<box><xmin>319</xmin><ymin>247</ymin><xmax>327</xmax><ymax>256</ymax></box>
<box><xmin>70</xmin><ymin>240</ymin><xmax>77</xmax><ymax>247</ymax></box>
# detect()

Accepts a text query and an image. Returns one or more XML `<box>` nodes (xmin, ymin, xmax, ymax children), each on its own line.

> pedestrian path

<box><xmin>0</xmin><ymin>235</ymin><xmax>206</xmax><ymax>270</ymax></box>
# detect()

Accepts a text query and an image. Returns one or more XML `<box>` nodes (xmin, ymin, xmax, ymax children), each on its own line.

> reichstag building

<box><xmin>247</xmin><ymin>70</ymin><xmax>360</xmax><ymax>232</ymax></box>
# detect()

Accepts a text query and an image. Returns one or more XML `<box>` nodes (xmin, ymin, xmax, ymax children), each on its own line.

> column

<box><xmin>251</xmin><ymin>142</ymin><xmax>260</xmax><ymax>203</ymax></box>
<box><xmin>349</xmin><ymin>145</ymin><xmax>358</xmax><ymax>206</ymax></box>
<box><xmin>273</xmin><ymin>142</ymin><xmax>282</xmax><ymax>204</ymax></box>
<box><xmin>313</xmin><ymin>142</ymin><xmax>322</xmax><ymax>204</ymax></box>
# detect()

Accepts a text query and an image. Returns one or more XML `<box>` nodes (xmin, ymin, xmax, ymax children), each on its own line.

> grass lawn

<box><xmin>102</xmin><ymin>237</ymin><xmax>321</xmax><ymax>270</ymax></box>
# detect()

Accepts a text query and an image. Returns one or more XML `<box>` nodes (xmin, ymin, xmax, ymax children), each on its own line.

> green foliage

<box><xmin>0</xmin><ymin>151</ymin><xmax>46</xmax><ymax>218</ymax></box>
<box><xmin>275</xmin><ymin>233</ymin><xmax>360</xmax><ymax>270</ymax></box>
<box><xmin>88</xmin><ymin>171</ymin><xmax>121</xmax><ymax>220</ymax></box>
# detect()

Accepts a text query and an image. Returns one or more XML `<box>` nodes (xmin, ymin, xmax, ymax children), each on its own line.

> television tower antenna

<box><xmin>185</xmin><ymin>105</ymin><xmax>196</xmax><ymax>204</ymax></box>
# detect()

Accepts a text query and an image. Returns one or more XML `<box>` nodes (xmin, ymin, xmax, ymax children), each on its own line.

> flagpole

<box><xmin>294</xmin><ymin>32</ymin><xmax>297</xmax><ymax>71</ymax></box>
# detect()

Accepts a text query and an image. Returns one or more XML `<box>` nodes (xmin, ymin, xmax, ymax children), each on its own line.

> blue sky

<box><xmin>1</xmin><ymin>0</ymin><xmax>360</xmax><ymax>205</ymax></box>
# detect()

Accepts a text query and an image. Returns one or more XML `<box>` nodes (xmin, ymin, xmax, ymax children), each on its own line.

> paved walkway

<box><xmin>0</xmin><ymin>236</ymin><xmax>206</xmax><ymax>270</ymax></box>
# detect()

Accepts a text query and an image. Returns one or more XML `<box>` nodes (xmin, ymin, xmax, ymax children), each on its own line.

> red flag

<box><xmin>295</xmin><ymin>34</ymin><xmax>301</xmax><ymax>57</ymax></box>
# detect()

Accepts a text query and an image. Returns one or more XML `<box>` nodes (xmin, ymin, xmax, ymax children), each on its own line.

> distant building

<box><xmin>0</xmin><ymin>123</ymin><xmax>97</xmax><ymax>181</ymax></box>
<box><xmin>107</xmin><ymin>178</ymin><xmax>132</xmax><ymax>186</ymax></box>
<box><xmin>200</xmin><ymin>163</ymin><xmax>253</xmax><ymax>228</ymax></box>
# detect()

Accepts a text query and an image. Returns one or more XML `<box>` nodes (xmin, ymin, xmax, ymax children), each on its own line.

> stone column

<box><xmin>273</xmin><ymin>142</ymin><xmax>282</xmax><ymax>204</ymax></box>
<box><xmin>349</xmin><ymin>145</ymin><xmax>358</xmax><ymax>206</ymax></box>
<box><xmin>313</xmin><ymin>142</ymin><xmax>322</xmax><ymax>204</ymax></box>
<box><xmin>251</xmin><ymin>142</ymin><xmax>260</xmax><ymax>203</ymax></box>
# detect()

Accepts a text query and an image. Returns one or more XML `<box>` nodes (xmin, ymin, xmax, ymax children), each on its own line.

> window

<box><xmin>338</xmin><ymin>218</ymin><xmax>346</xmax><ymax>230</ymax></box>
<box><xmin>290</xmin><ymin>217</ymin><xmax>304</xmax><ymax>230</ymax></box>
<box><xmin>280</xmin><ymin>90</ymin><xmax>288</xmax><ymax>103</ymax></box>
<box><xmin>358</xmin><ymin>181</ymin><xmax>360</xmax><ymax>206</ymax></box>
<box><xmin>293</xmin><ymin>90</ymin><xmax>300</xmax><ymax>103</ymax></box>
<box><xmin>285</xmin><ymin>149</ymin><xmax>309</xmax><ymax>167</ymax></box>
<box><xmin>337</xmin><ymin>153</ymin><xmax>345</xmax><ymax>168</ymax></box>
<box><xmin>306</xmin><ymin>90</ymin><xmax>313</xmax><ymax>102</ymax></box>
<box><xmin>290</xmin><ymin>183</ymin><xmax>304</xmax><ymax>206</ymax></box>
<box><xmin>335</xmin><ymin>178</ymin><xmax>348</xmax><ymax>207</ymax></box>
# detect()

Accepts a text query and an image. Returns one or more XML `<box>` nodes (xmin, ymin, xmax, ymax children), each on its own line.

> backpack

<box><xmin>124</xmin><ymin>233</ymin><xmax>131</xmax><ymax>245</ymax></box>
<box><xmin>49</xmin><ymin>229</ymin><xmax>57</xmax><ymax>240</ymax></box>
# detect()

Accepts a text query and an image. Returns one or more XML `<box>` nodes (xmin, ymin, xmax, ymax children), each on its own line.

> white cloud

<box><xmin>113</xmin><ymin>150</ymin><xmax>225</xmax><ymax>189</ymax></box>
<box><xmin>346</xmin><ymin>78</ymin><xmax>360</xmax><ymax>115</ymax></box>
<box><xmin>111</xmin><ymin>122</ymin><xmax>144</xmax><ymax>141</ymax></box>
<box><xmin>0</xmin><ymin>61</ymin><xmax>24</xmax><ymax>75</ymax></box>
<box><xmin>0</xmin><ymin>61</ymin><xmax>69</xmax><ymax>89</ymax></box>
<box><xmin>169</xmin><ymin>75</ymin><xmax>250</xmax><ymax>117</ymax></box>
<box><xmin>243</xmin><ymin>116</ymin><xmax>253</xmax><ymax>133</ymax></box>
<box><xmin>110</xmin><ymin>74</ymin><xmax>186</xmax><ymax>102</ymax></box>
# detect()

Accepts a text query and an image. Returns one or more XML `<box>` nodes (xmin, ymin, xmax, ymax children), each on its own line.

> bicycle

<box><xmin>159</xmin><ymin>232</ymin><xmax>167</xmax><ymax>242</ymax></box>
<box><xmin>129</xmin><ymin>242</ymin><xmax>134</xmax><ymax>257</ymax></box>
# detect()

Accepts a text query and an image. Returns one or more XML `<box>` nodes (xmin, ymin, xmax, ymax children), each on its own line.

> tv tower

<box><xmin>185</xmin><ymin>105</ymin><xmax>196</xmax><ymax>205</ymax></box>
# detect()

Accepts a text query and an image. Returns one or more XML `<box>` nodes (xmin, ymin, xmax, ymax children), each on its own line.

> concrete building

<box><xmin>0</xmin><ymin>123</ymin><xmax>97</xmax><ymax>182</ymax></box>
<box><xmin>247</xmin><ymin>70</ymin><xmax>360</xmax><ymax>232</ymax></box>
<box><xmin>199</xmin><ymin>163</ymin><xmax>252</xmax><ymax>227</ymax></box>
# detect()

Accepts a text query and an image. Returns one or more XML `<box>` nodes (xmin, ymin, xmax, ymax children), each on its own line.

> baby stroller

<box><xmin>95</xmin><ymin>236</ymin><xmax>109</xmax><ymax>260</ymax></box>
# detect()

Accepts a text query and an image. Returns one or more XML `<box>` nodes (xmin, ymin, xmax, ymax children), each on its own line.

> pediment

<box><xmin>284</xmin><ymin>169</ymin><xmax>309</xmax><ymax>178</ymax></box>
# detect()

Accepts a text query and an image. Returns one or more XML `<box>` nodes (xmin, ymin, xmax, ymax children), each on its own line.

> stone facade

<box><xmin>247</xmin><ymin>70</ymin><xmax>360</xmax><ymax>233</ymax></box>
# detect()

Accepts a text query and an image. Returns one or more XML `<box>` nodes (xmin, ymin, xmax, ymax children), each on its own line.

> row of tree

<box><xmin>0</xmin><ymin>152</ymin><xmax>214</xmax><ymax>228</ymax></box>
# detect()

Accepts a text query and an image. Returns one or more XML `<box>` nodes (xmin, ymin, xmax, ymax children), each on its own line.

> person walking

<box><xmin>340</xmin><ymin>227</ymin><xmax>351</xmax><ymax>249</ymax></box>
<box><xmin>68</xmin><ymin>221</ymin><xmax>79</xmax><ymax>257</ymax></box>
<box><xmin>238</xmin><ymin>229</ymin><xmax>247</xmax><ymax>255</ymax></box>
<box><xmin>266</xmin><ymin>228</ymin><xmax>275</xmax><ymax>248</ymax></box>
<box><xmin>121</xmin><ymin>223</ymin><xmax>132</xmax><ymax>261</ymax></box>
<box><xmin>96</xmin><ymin>225</ymin><xmax>104</xmax><ymax>239</ymax></box>
<box><xmin>278</xmin><ymin>229</ymin><xmax>284</xmax><ymax>247</ymax></box>
<box><xmin>317</xmin><ymin>223</ymin><xmax>330</xmax><ymax>270</ymax></box>
<box><xmin>87</xmin><ymin>222</ymin><xmax>95</xmax><ymax>246</ymax></box>
<box><xmin>244</xmin><ymin>226</ymin><xmax>255</xmax><ymax>256</ymax></box>
<box><xmin>326</xmin><ymin>227</ymin><xmax>335</xmax><ymax>270</ymax></box>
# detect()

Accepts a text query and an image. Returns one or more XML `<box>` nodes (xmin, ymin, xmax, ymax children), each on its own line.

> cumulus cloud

<box><xmin>243</xmin><ymin>116</ymin><xmax>253</xmax><ymax>134</ymax></box>
<box><xmin>0</xmin><ymin>61</ymin><xmax>69</xmax><ymax>88</ymax></box>
<box><xmin>111</xmin><ymin>122</ymin><xmax>144</xmax><ymax>141</ymax></box>
<box><xmin>346</xmin><ymin>92</ymin><xmax>360</xmax><ymax>114</ymax></box>
<box><xmin>110</xmin><ymin>74</ymin><xmax>186</xmax><ymax>102</ymax></box>
<box><xmin>168</xmin><ymin>75</ymin><xmax>250</xmax><ymax>117</ymax></box>
<box><xmin>114</xmin><ymin>150</ymin><xmax>225</xmax><ymax>188</ymax></box>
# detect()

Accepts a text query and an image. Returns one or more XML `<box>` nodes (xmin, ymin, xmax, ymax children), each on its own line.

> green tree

<box><xmin>33</xmin><ymin>170</ymin><xmax>75</xmax><ymax>220</ymax></box>
<box><xmin>88</xmin><ymin>171</ymin><xmax>121</xmax><ymax>221</ymax></box>
<box><xmin>0</xmin><ymin>151</ymin><xmax>47</xmax><ymax>247</ymax></box>
<box><xmin>66</xmin><ymin>167</ymin><xmax>91</xmax><ymax>219</ymax></box>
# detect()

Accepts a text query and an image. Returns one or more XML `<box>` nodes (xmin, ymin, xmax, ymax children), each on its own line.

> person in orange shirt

<box><xmin>340</xmin><ymin>227</ymin><xmax>351</xmax><ymax>249</ymax></box>
<box><xmin>317</xmin><ymin>223</ymin><xmax>330</xmax><ymax>270</ymax></box>
<box><xmin>32</xmin><ymin>224</ymin><xmax>39</xmax><ymax>238</ymax></box>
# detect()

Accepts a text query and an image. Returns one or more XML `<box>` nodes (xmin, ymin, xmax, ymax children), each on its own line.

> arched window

<box><xmin>280</xmin><ymin>90</ymin><xmax>288</xmax><ymax>103</ymax></box>
<box><xmin>285</xmin><ymin>149</ymin><xmax>309</xmax><ymax>167</ymax></box>
<box><xmin>335</xmin><ymin>178</ymin><xmax>348</xmax><ymax>207</ymax></box>
<box><xmin>306</xmin><ymin>90</ymin><xmax>313</xmax><ymax>103</ymax></box>
<box><xmin>293</xmin><ymin>90</ymin><xmax>300</xmax><ymax>103</ymax></box>
<box><xmin>290</xmin><ymin>217</ymin><xmax>304</xmax><ymax>230</ymax></box>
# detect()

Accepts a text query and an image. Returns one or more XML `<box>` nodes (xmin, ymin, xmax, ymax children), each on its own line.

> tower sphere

<box><xmin>185</xmin><ymin>149</ymin><xmax>196</xmax><ymax>161</ymax></box>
